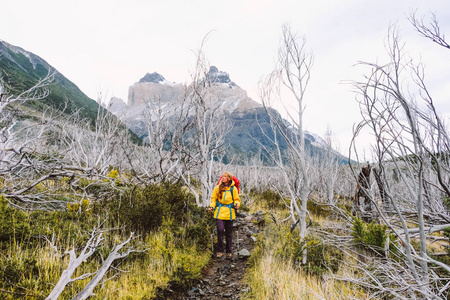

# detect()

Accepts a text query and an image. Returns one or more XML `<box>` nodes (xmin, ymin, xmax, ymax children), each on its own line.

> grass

<box><xmin>242</xmin><ymin>203</ymin><xmax>370</xmax><ymax>300</ymax></box>
<box><xmin>244</xmin><ymin>252</ymin><xmax>369</xmax><ymax>299</ymax></box>
<box><xmin>0</xmin><ymin>223</ymin><xmax>211</xmax><ymax>299</ymax></box>
<box><xmin>83</xmin><ymin>230</ymin><xmax>211</xmax><ymax>299</ymax></box>
<box><xmin>4</xmin><ymin>186</ymin><xmax>446</xmax><ymax>299</ymax></box>
<box><xmin>0</xmin><ymin>182</ymin><xmax>213</xmax><ymax>299</ymax></box>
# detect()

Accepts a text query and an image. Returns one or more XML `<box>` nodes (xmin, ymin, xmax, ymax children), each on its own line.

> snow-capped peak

<box><xmin>139</xmin><ymin>72</ymin><xmax>166</xmax><ymax>84</ymax></box>
<box><xmin>206</xmin><ymin>66</ymin><xmax>236</xmax><ymax>86</ymax></box>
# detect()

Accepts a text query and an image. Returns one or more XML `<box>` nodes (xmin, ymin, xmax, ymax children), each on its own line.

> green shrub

<box><xmin>0</xmin><ymin>180</ymin><xmax>215</xmax><ymax>299</ymax></box>
<box><xmin>247</xmin><ymin>232</ymin><xmax>266</xmax><ymax>268</ymax></box>
<box><xmin>183</xmin><ymin>210</ymin><xmax>214</xmax><ymax>249</ymax></box>
<box><xmin>260</xmin><ymin>189</ymin><xmax>284</xmax><ymax>210</ymax></box>
<box><xmin>307</xmin><ymin>200</ymin><xmax>332</xmax><ymax>218</ymax></box>
<box><xmin>239</xmin><ymin>203</ymin><xmax>251</xmax><ymax>212</ymax></box>
<box><xmin>444</xmin><ymin>197</ymin><xmax>450</xmax><ymax>209</ymax></box>
<box><xmin>97</xmin><ymin>182</ymin><xmax>200</xmax><ymax>235</ymax></box>
<box><xmin>278</xmin><ymin>225</ymin><xmax>342</xmax><ymax>278</ymax></box>
<box><xmin>444</xmin><ymin>227</ymin><xmax>450</xmax><ymax>251</ymax></box>
<box><xmin>169</xmin><ymin>252</ymin><xmax>202</xmax><ymax>291</ymax></box>
<box><xmin>0</xmin><ymin>254</ymin><xmax>41</xmax><ymax>294</ymax></box>
<box><xmin>287</xmin><ymin>233</ymin><xmax>342</xmax><ymax>277</ymax></box>
<box><xmin>351</xmin><ymin>216</ymin><xmax>397</xmax><ymax>257</ymax></box>
<box><xmin>0</xmin><ymin>257</ymin><xmax>22</xmax><ymax>284</ymax></box>
<box><xmin>0</xmin><ymin>195</ymin><xmax>31</xmax><ymax>246</ymax></box>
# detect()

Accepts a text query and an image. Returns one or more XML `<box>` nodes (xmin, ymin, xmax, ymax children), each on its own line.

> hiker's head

<box><xmin>221</xmin><ymin>172</ymin><xmax>233</xmax><ymax>184</ymax></box>
<box><xmin>218</xmin><ymin>172</ymin><xmax>233</xmax><ymax>197</ymax></box>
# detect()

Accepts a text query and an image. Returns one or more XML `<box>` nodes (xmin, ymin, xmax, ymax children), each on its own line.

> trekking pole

<box><xmin>211</xmin><ymin>233</ymin><xmax>214</xmax><ymax>253</ymax></box>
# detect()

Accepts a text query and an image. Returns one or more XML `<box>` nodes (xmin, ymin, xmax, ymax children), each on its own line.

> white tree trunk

<box><xmin>72</xmin><ymin>233</ymin><xmax>135</xmax><ymax>300</ymax></box>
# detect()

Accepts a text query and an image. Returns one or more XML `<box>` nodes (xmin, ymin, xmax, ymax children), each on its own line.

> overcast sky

<box><xmin>1</xmin><ymin>0</ymin><xmax>449</xmax><ymax>158</ymax></box>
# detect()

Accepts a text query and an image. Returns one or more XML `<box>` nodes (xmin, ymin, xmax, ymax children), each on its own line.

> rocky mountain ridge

<box><xmin>108</xmin><ymin>67</ymin><xmax>264</xmax><ymax>141</ymax></box>
<box><xmin>110</xmin><ymin>67</ymin><xmax>259</xmax><ymax>113</ymax></box>
<box><xmin>108</xmin><ymin>66</ymin><xmax>346</xmax><ymax>164</ymax></box>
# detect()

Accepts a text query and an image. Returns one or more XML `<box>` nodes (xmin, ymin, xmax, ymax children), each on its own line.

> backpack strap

<box><xmin>214</xmin><ymin>186</ymin><xmax>236</xmax><ymax>221</ymax></box>
<box><xmin>230</xmin><ymin>185</ymin><xmax>234</xmax><ymax>202</ymax></box>
<box><xmin>230</xmin><ymin>186</ymin><xmax>236</xmax><ymax>218</ymax></box>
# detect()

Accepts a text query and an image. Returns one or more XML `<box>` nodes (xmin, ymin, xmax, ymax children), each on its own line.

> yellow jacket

<box><xmin>209</xmin><ymin>181</ymin><xmax>241</xmax><ymax>220</ymax></box>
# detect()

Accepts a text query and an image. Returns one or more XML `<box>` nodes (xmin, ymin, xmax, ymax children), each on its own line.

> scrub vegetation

<box><xmin>0</xmin><ymin>184</ymin><xmax>213</xmax><ymax>299</ymax></box>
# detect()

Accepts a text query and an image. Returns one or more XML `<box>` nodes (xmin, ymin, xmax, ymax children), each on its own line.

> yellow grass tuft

<box><xmin>245</xmin><ymin>253</ymin><xmax>369</xmax><ymax>299</ymax></box>
<box><xmin>242</xmin><ymin>208</ymin><xmax>370</xmax><ymax>300</ymax></box>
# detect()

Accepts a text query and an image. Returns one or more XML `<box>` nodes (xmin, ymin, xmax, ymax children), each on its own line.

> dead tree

<box><xmin>45</xmin><ymin>224</ymin><xmax>137</xmax><ymax>300</ymax></box>
<box><xmin>348</xmin><ymin>20</ymin><xmax>450</xmax><ymax>298</ymax></box>
<box><xmin>178</xmin><ymin>36</ymin><xmax>232</xmax><ymax>207</ymax></box>
<box><xmin>130</xmin><ymin>92</ymin><xmax>192</xmax><ymax>184</ymax></box>
<box><xmin>72</xmin><ymin>233</ymin><xmax>137</xmax><ymax>300</ymax></box>
<box><xmin>45</xmin><ymin>227</ymin><xmax>105</xmax><ymax>300</ymax></box>
<box><xmin>409</xmin><ymin>10</ymin><xmax>450</xmax><ymax>50</ymax></box>
<box><xmin>373</xmin><ymin>167</ymin><xmax>388</xmax><ymax>205</ymax></box>
<box><xmin>313</xmin><ymin>127</ymin><xmax>341</xmax><ymax>205</ymax></box>
<box><xmin>259</xmin><ymin>23</ymin><xmax>313</xmax><ymax>264</ymax></box>
<box><xmin>0</xmin><ymin>79</ymin><xmax>132</xmax><ymax>209</ymax></box>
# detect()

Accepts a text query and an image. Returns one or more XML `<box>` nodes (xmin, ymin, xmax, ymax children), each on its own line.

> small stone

<box><xmin>244</xmin><ymin>227</ymin><xmax>254</xmax><ymax>234</ymax></box>
<box><xmin>238</xmin><ymin>249</ymin><xmax>251</xmax><ymax>258</ymax></box>
<box><xmin>237</xmin><ymin>211</ymin><xmax>249</xmax><ymax>217</ymax></box>
<box><xmin>188</xmin><ymin>287</ymin><xmax>198</xmax><ymax>296</ymax></box>
<box><xmin>250</xmin><ymin>236</ymin><xmax>257</xmax><ymax>242</ymax></box>
<box><xmin>223</xmin><ymin>293</ymin><xmax>232</xmax><ymax>298</ymax></box>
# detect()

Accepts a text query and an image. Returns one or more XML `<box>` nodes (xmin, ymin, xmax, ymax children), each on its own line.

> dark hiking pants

<box><xmin>216</xmin><ymin>219</ymin><xmax>233</xmax><ymax>253</ymax></box>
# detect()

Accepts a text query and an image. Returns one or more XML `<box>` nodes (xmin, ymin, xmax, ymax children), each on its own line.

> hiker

<box><xmin>208</xmin><ymin>171</ymin><xmax>241</xmax><ymax>259</ymax></box>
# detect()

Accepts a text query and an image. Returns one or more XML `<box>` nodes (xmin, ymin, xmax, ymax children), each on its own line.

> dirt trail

<box><xmin>179</xmin><ymin>211</ymin><xmax>263</xmax><ymax>300</ymax></box>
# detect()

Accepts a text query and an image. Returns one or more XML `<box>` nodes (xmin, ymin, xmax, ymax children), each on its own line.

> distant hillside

<box><xmin>0</xmin><ymin>40</ymin><xmax>140</xmax><ymax>142</ymax></box>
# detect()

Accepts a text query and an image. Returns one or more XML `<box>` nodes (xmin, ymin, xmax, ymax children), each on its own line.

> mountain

<box><xmin>206</xmin><ymin>66</ymin><xmax>236</xmax><ymax>85</ymax></box>
<box><xmin>109</xmin><ymin>66</ymin><xmax>350</xmax><ymax>164</ymax></box>
<box><xmin>0</xmin><ymin>40</ymin><xmax>348</xmax><ymax>165</ymax></box>
<box><xmin>139</xmin><ymin>72</ymin><xmax>167</xmax><ymax>83</ymax></box>
<box><xmin>0</xmin><ymin>40</ymin><xmax>140</xmax><ymax>143</ymax></box>
<box><xmin>0</xmin><ymin>40</ymin><xmax>105</xmax><ymax>124</ymax></box>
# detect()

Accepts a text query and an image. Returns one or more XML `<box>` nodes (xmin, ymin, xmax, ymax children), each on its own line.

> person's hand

<box><xmin>234</xmin><ymin>203</ymin><xmax>239</xmax><ymax>210</ymax></box>
<box><xmin>208</xmin><ymin>207</ymin><xmax>213</xmax><ymax>213</ymax></box>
